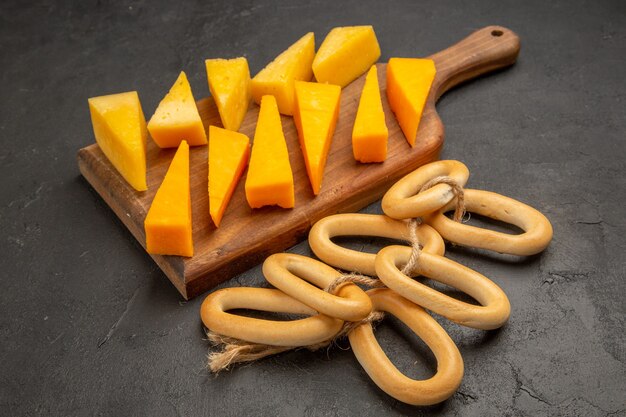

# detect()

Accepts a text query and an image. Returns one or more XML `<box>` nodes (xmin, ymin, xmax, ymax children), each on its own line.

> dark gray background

<box><xmin>1</xmin><ymin>0</ymin><xmax>625</xmax><ymax>416</ymax></box>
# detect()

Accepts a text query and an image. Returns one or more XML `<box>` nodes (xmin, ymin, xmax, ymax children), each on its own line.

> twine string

<box><xmin>419</xmin><ymin>175</ymin><xmax>467</xmax><ymax>223</ymax></box>
<box><xmin>401</xmin><ymin>218</ymin><xmax>422</xmax><ymax>276</ymax></box>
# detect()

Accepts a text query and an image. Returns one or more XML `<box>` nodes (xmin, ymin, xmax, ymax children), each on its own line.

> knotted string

<box><xmin>419</xmin><ymin>175</ymin><xmax>467</xmax><ymax>223</ymax></box>
<box><xmin>324</xmin><ymin>272</ymin><xmax>385</xmax><ymax>294</ymax></box>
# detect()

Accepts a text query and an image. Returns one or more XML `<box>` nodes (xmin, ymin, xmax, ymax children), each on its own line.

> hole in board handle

<box><xmin>491</xmin><ymin>30</ymin><xmax>504</xmax><ymax>37</ymax></box>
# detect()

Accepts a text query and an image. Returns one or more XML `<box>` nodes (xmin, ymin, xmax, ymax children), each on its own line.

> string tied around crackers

<box><xmin>200</xmin><ymin>160</ymin><xmax>553</xmax><ymax>406</ymax></box>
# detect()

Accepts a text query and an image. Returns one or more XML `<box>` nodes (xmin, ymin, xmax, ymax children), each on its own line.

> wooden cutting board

<box><xmin>77</xmin><ymin>25</ymin><xmax>520</xmax><ymax>299</ymax></box>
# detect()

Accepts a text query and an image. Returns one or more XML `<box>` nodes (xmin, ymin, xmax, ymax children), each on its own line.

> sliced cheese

<box><xmin>144</xmin><ymin>140</ymin><xmax>193</xmax><ymax>257</ymax></box>
<box><xmin>251</xmin><ymin>32</ymin><xmax>315</xmax><ymax>116</ymax></box>
<box><xmin>313</xmin><ymin>26</ymin><xmax>381</xmax><ymax>88</ymax></box>
<box><xmin>205</xmin><ymin>57</ymin><xmax>251</xmax><ymax>132</ymax></box>
<box><xmin>352</xmin><ymin>65</ymin><xmax>388</xmax><ymax>163</ymax></box>
<box><xmin>386</xmin><ymin>58</ymin><xmax>436</xmax><ymax>147</ymax></box>
<box><xmin>245</xmin><ymin>95</ymin><xmax>294</xmax><ymax>208</ymax></box>
<box><xmin>148</xmin><ymin>71</ymin><xmax>207</xmax><ymax>148</ymax></box>
<box><xmin>88</xmin><ymin>91</ymin><xmax>148</xmax><ymax>191</ymax></box>
<box><xmin>293</xmin><ymin>81</ymin><xmax>341</xmax><ymax>195</ymax></box>
<box><xmin>208</xmin><ymin>125</ymin><xmax>250</xmax><ymax>227</ymax></box>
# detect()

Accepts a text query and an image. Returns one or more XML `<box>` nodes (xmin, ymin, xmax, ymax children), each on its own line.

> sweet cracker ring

<box><xmin>425</xmin><ymin>189</ymin><xmax>553</xmax><ymax>256</ymax></box>
<box><xmin>382</xmin><ymin>160</ymin><xmax>470</xmax><ymax>220</ymax></box>
<box><xmin>263</xmin><ymin>253</ymin><xmax>373</xmax><ymax>322</ymax></box>
<box><xmin>348</xmin><ymin>288</ymin><xmax>464</xmax><ymax>406</ymax></box>
<box><xmin>375</xmin><ymin>245</ymin><xmax>511</xmax><ymax>330</ymax></box>
<box><xmin>309</xmin><ymin>213</ymin><xmax>445</xmax><ymax>276</ymax></box>
<box><xmin>200</xmin><ymin>287</ymin><xmax>343</xmax><ymax>346</ymax></box>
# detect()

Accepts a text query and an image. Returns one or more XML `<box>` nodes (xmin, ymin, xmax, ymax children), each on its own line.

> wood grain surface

<box><xmin>77</xmin><ymin>25</ymin><xmax>520</xmax><ymax>299</ymax></box>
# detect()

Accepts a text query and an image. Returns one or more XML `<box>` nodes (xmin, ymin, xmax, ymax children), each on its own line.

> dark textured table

<box><xmin>1</xmin><ymin>1</ymin><xmax>625</xmax><ymax>416</ymax></box>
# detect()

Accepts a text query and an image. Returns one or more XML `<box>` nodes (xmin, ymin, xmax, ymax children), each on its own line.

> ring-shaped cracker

<box><xmin>375</xmin><ymin>246</ymin><xmax>510</xmax><ymax>330</ymax></box>
<box><xmin>200</xmin><ymin>287</ymin><xmax>343</xmax><ymax>346</ymax></box>
<box><xmin>263</xmin><ymin>253</ymin><xmax>372</xmax><ymax>322</ymax></box>
<box><xmin>382</xmin><ymin>160</ymin><xmax>470</xmax><ymax>219</ymax></box>
<box><xmin>309</xmin><ymin>213</ymin><xmax>445</xmax><ymax>276</ymax></box>
<box><xmin>425</xmin><ymin>189</ymin><xmax>553</xmax><ymax>256</ymax></box>
<box><xmin>348</xmin><ymin>289</ymin><xmax>464</xmax><ymax>406</ymax></box>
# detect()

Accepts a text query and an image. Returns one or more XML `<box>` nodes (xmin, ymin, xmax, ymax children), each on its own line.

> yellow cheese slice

<box><xmin>144</xmin><ymin>140</ymin><xmax>193</xmax><ymax>257</ymax></box>
<box><xmin>148</xmin><ymin>71</ymin><xmax>207</xmax><ymax>148</ymax></box>
<box><xmin>293</xmin><ymin>81</ymin><xmax>341</xmax><ymax>195</ymax></box>
<box><xmin>386</xmin><ymin>58</ymin><xmax>436</xmax><ymax>147</ymax></box>
<box><xmin>352</xmin><ymin>65</ymin><xmax>388</xmax><ymax>162</ymax></box>
<box><xmin>88</xmin><ymin>91</ymin><xmax>148</xmax><ymax>191</ymax></box>
<box><xmin>208</xmin><ymin>126</ymin><xmax>250</xmax><ymax>227</ymax></box>
<box><xmin>205</xmin><ymin>57</ymin><xmax>251</xmax><ymax>132</ymax></box>
<box><xmin>251</xmin><ymin>33</ymin><xmax>315</xmax><ymax>116</ymax></box>
<box><xmin>245</xmin><ymin>95</ymin><xmax>294</xmax><ymax>208</ymax></box>
<box><xmin>313</xmin><ymin>26</ymin><xmax>381</xmax><ymax>88</ymax></box>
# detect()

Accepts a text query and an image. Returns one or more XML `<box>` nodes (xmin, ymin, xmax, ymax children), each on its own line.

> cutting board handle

<box><xmin>430</xmin><ymin>25</ymin><xmax>521</xmax><ymax>100</ymax></box>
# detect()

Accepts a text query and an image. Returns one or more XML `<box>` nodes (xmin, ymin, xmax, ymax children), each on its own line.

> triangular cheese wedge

<box><xmin>251</xmin><ymin>33</ymin><xmax>315</xmax><ymax>116</ymax></box>
<box><xmin>208</xmin><ymin>126</ymin><xmax>250</xmax><ymax>226</ymax></box>
<box><xmin>245</xmin><ymin>95</ymin><xmax>294</xmax><ymax>208</ymax></box>
<box><xmin>148</xmin><ymin>71</ymin><xmax>207</xmax><ymax>148</ymax></box>
<box><xmin>88</xmin><ymin>91</ymin><xmax>148</xmax><ymax>191</ymax></box>
<box><xmin>386</xmin><ymin>58</ymin><xmax>436</xmax><ymax>147</ymax></box>
<box><xmin>293</xmin><ymin>81</ymin><xmax>341</xmax><ymax>195</ymax></box>
<box><xmin>352</xmin><ymin>65</ymin><xmax>388</xmax><ymax>163</ymax></box>
<box><xmin>313</xmin><ymin>26</ymin><xmax>381</xmax><ymax>88</ymax></box>
<box><xmin>144</xmin><ymin>140</ymin><xmax>193</xmax><ymax>257</ymax></box>
<box><xmin>205</xmin><ymin>58</ymin><xmax>251</xmax><ymax>132</ymax></box>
